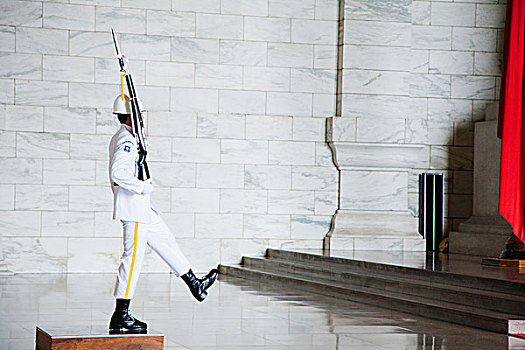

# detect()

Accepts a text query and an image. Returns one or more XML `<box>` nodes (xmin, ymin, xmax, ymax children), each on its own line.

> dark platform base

<box><xmin>35</xmin><ymin>326</ymin><xmax>163</xmax><ymax>350</ymax></box>
<box><xmin>482</xmin><ymin>257</ymin><xmax>525</xmax><ymax>270</ymax></box>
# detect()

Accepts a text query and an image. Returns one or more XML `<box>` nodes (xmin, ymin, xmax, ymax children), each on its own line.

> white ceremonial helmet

<box><xmin>113</xmin><ymin>94</ymin><xmax>131</xmax><ymax>115</ymax></box>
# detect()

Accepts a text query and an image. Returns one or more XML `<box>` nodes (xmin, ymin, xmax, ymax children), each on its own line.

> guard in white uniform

<box><xmin>108</xmin><ymin>95</ymin><xmax>218</xmax><ymax>334</ymax></box>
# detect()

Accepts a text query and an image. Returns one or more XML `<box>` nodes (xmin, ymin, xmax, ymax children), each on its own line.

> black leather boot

<box><xmin>181</xmin><ymin>268</ymin><xmax>218</xmax><ymax>302</ymax></box>
<box><xmin>109</xmin><ymin>299</ymin><xmax>147</xmax><ymax>334</ymax></box>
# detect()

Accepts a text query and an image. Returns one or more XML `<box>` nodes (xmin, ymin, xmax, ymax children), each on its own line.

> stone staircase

<box><xmin>218</xmin><ymin>249</ymin><xmax>525</xmax><ymax>334</ymax></box>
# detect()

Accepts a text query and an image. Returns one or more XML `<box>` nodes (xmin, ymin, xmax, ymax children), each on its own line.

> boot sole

<box><xmin>109</xmin><ymin>327</ymin><xmax>148</xmax><ymax>335</ymax></box>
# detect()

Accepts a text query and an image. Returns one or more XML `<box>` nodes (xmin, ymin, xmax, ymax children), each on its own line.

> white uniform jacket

<box><xmin>109</xmin><ymin>124</ymin><xmax>157</xmax><ymax>223</ymax></box>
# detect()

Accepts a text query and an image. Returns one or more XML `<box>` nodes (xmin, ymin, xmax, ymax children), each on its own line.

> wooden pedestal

<box><xmin>36</xmin><ymin>326</ymin><xmax>164</xmax><ymax>350</ymax></box>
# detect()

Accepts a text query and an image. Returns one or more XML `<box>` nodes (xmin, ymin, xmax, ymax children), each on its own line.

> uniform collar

<box><xmin>121</xmin><ymin>124</ymin><xmax>132</xmax><ymax>133</ymax></box>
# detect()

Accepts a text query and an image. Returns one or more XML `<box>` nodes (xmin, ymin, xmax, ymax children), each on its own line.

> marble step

<box><xmin>241</xmin><ymin>256</ymin><xmax>525</xmax><ymax>316</ymax></box>
<box><xmin>265</xmin><ymin>249</ymin><xmax>525</xmax><ymax>297</ymax></box>
<box><xmin>218</xmin><ymin>264</ymin><xmax>519</xmax><ymax>334</ymax></box>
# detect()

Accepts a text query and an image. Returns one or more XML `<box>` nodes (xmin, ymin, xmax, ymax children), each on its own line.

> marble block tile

<box><xmin>17</xmin><ymin>132</ymin><xmax>69</xmax><ymax>159</ymax></box>
<box><xmin>447</xmin><ymin>194</ymin><xmax>473</xmax><ymax>218</ymax></box>
<box><xmin>70</xmin><ymin>134</ymin><xmax>109</xmax><ymax>160</ymax></box>
<box><xmin>292</xmin><ymin>19</ymin><xmax>337</xmax><ymax>45</ymax></box>
<box><xmin>405</xmin><ymin>119</ymin><xmax>428</xmax><ymax>144</ymax></box>
<box><xmin>453</xmin><ymin>170</ymin><xmax>473</xmax><ymax>194</ymax></box>
<box><xmin>172</xmin><ymin>188</ymin><xmax>220</xmax><ymax>213</ymax></box>
<box><xmin>341</xmin><ymin>94</ymin><xmax>425</xmax><ymax>120</ymax></box>
<box><xmin>43</xmin><ymin>159</ymin><xmax>96</xmax><ymax>185</ymax></box>
<box><xmin>148</xmin><ymin>162</ymin><xmax>196</xmax><ymax>187</ymax></box>
<box><xmin>452</xmin><ymin>27</ymin><xmax>497</xmax><ymax>51</ymax></box>
<box><xmin>476</xmin><ymin>4</ymin><xmax>506</xmax><ymax>29</ymax></box>
<box><xmin>146</xmin><ymin>61</ymin><xmax>194</xmax><ymax>87</ymax></box>
<box><xmin>196</xmin><ymin>14</ymin><xmax>242</xmax><ymax>40</ymax></box>
<box><xmin>196</xmin><ymin>64</ymin><xmax>242</xmax><ymax>89</ymax></box>
<box><xmin>269</xmin><ymin>0</ymin><xmax>315</xmax><ymax>19</ymax></box>
<box><xmin>69</xmin><ymin>185</ymin><xmax>113</xmax><ymax>211</ymax></box>
<box><xmin>171</xmin><ymin>88</ymin><xmax>218</xmax><ymax>113</ymax></box>
<box><xmin>451</xmin><ymin>76</ymin><xmax>495</xmax><ymax>99</ymax></box>
<box><xmin>16</xmin><ymin>27</ymin><xmax>68</xmax><ymax>55</ymax></box>
<box><xmin>96</xmin><ymin>108</ymin><xmax>120</xmax><ymax>135</ymax></box>
<box><xmin>314</xmin><ymin>191</ymin><xmax>338</xmax><ymax>215</ymax></box>
<box><xmin>44</xmin><ymin>3</ymin><xmax>94</xmax><ymax>31</ymax></box>
<box><xmin>67</xmin><ymin>237</ymin><xmax>120</xmax><ymax>273</ymax></box>
<box><xmin>44</xmin><ymin>107</ymin><xmax>97</xmax><ymax>134</ymax></box>
<box><xmin>409</xmin><ymin>73</ymin><xmax>450</xmax><ymax>98</ymax></box>
<box><xmin>134</xmin><ymin>85</ymin><xmax>170</xmax><ymax>111</ymax></box>
<box><xmin>0</xmin><ymin>131</ymin><xmax>15</xmax><ymax>158</ymax></box>
<box><xmin>0</xmin><ymin>210</ymin><xmax>41</xmax><ymax>236</ymax></box>
<box><xmin>246</xmin><ymin>115</ymin><xmax>292</xmax><ymax>140</ymax></box>
<box><xmin>292</xmin><ymin>117</ymin><xmax>325</xmax><ymax>142</ymax></box>
<box><xmin>315</xmin><ymin>0</ymin><xmax>339</xmax><ymax>21</ymax></box>
<box><xmin>0</xmin><ymin>158</ymin><xmax>42</xmax><ymax>184</ymax></box>
<box><xmin>221</xmin><ymin>0</ymin><xmax>268</xmax><ymax>16</ymax></box>
<box><xmin>177</xmin><ymin>238</ymin><xmax>220</xmax><ymax>272</ymax></box>
<box><xmin>356</xmin><ymin>118</ymin><xmax>405</xmax><ymax>143</ymax></box>
<box><xmin>197</xmin><ymin>113</ymin><xmax>245</xmax><ymax>138</ymax></box>
<box><xmin>69</xmin><ymin>83</ymin><xmax>120</xmax><ymax>108</ymax></box>
<box><xmin>292</xmin><ymin>166</ymin><xmax>338</xmax><ymax>191</ymax></box>
<box><xmin>412</xmin><ymin>25</ymin><xmax>451</xmax><ymax>50</ymax></box>
<box><xmin>172</xmin><ymin>37</ymin><xmax>219</xmax><ymax>64</ymax></box>
<box><xmin>221</xmin><ymin>139</ymin><xmax>268</xmax><ymax>164</ymax></box>
<box><xmin>269</xmin><ymin>141</ymin><xmax>315</xmax><ymax>166</ymax></box>
<box><xmin>122</xmin><ymin>0</ymin><xmax>170</xmax><ymax>10</ymax></box>
<box><xmin>269</xmin><ymin>238</ymin><xmax>323</xmax><ymax>250</ymax></box>
<box><xmin>328</xmin><ymin>117</ymin><xmax>356</xmax><ymax>142</ymax></box>
<box><xmin>313</xmin><ymin>93</ymin><xmax>336</xmax><ymax>117</ymax></box>
<box><xmin>316</xmin><ymin>142</ymin><xmax>335</xmax><ymax>167</ymax></box>
<box><xmin>343</xmin><ymin>45</ymin><xmax>410</xmax><ymax>71</ymax></box>
<box><xmin>43</xmin><ymin>55</ymin><xmax>95</xmax><ymax>83</ymax></box>
<box><xmin>0</xmin><ymin>25</ymin><xmax>15</xmax><ymax>52</ymax></box>
<box><xmin>16</xmin><ymin>80</ymin><xmax>68</xmax><ymax>106</ymax></box>
<box><xmin>0</xmin><ymin>79</ymin><xmax>15</xmax><ymax>104</ymax></box>
<box><xmin>345</xmin><ymin>20</ymin><xmax>409</xmax><ymax>47</ymax></box>
<box><xmin>70</xmin><ymin>31</ymin><xmax>117</xmax><ymax>58</ymax></box>
<box><xmin>354</xmin><ymin>237</ymin><xmax>403</xmax><ymax>251</ymax></box>
<box><xmin>346</xmin><ymin>0</ymin><xmax>410</xmax><ymax>22</ymax></box>
<box><xmin>120</xmin><ymin>34</ymin><xmax>170</xmax><ymax>61</ymax></box>
<box><xmin>148</xmin><ymin>111</ymin><xmax>196</xmax><ymax>137</ymax></box>
<box><xmin>197</xmin><ymin>164</ymin><xmax>244</xmax><ymax>189</ymax></box>
<box><xmin>427</xmin><ymin>120</ymin><xmax>453</xmax><ymax>145</ymax></box>
<box><xmin>411</xmin><ymin>49</ymin><xmax>429</xmax><ymax>73</ymax></box>
<box><xmin>15</xmin><ymin>185</ymin><xmax>68</xmax><ymax>211</ymax></box>
<box><xmin>70</xmin><ymin>0</ymin><xmax>119</xmax><ymax>5</ymax></box>
<box><xmin>291</xmin><ymin>68</ymin><xmax>336</xmax><ymax>94</ymax></box>
<box><xmin>268</xmin><ymin>190</ymin><xmax>315</xmax><ymax>214</ymax></box>
<box><xmin>151</xmin><ymin>187</ymin><xmax>171</xmax><ymax>212</ymax></box>
<box><xmin>244</xmin><ymin>17</ymin><xmax>291</xmax><ymax>42</ymax></box>
<box><xmin>243</xmin><ymin>67</ymin><xmax>289</xmax><ymax>92</ymax></box>
<box><xmin>428</xmin><ymin>98</ymin><xmax>472</xmax><ymax>122</ymax></box>
<box><xmin>147</xmin><ymin>136</ymin><xmax>171</xmax><ymax>162</ymax></box>
<box><xmin>314</xmin><ymin>45</ymin><xmax>337</xmax><ymax>69</ymax></box>
<box><xmin>172</xmin><ymin>137</ymin><xmax>220</xmax><ymax>163</ymax></box>
<box><xmin>41</xmin><ymin>211</ymin><xmax>94</xmax><ymax>237</ymax></box>
<box><xmin>161</xmin><ymin>213</ymin><xmax>195</xmax><ymax>238</ymax></box>
<box><xmin>0</xmin><ymin>1</ymin><xmax>42</xmax><ymax>27</ymax></box>
<box><xmin>430</xmin><ymin>2</ymin><xmax>475</xmax><ymax>26</ymax></box>
<box><xmin>430</xmin><ymin>146</ymin><xmax>473</xmax><ymax>171</ymax></box>
<box><xmin>220</xmin><ymin>238</ymin><xmax>268</xmax><ymax>264</ymax></box>
<box><xmin>95</xmin><ymin>58</ymin><xmax>145</xmax><ymax>85</ymax></box>
<box><xmin>172</xmin><ymin>0</ymin><xmax>219</xmax><ymax>13</ymax></box>
<box><xmin>453</xmin><ymin>121</ymin><xmax>474</xmax><ymax>146</ymax></box>
<box><xmin>147</xmin><ymin>9</ymin><xmax>195</xmax><ymax>37</ymax></box>
<box><xmin>268</xmin><ymin>43</ymin><xmax>314</xmax><ymax>68</ymax></box>
<box><xmin>220</xmin><ymin>40</ymin><xmax>266</xmax><ymax>66</ymax></box>
<box><xmin>412</xmin><ymin>1</ymin><xmax>430</xmax><ymax>25</ymax></box>
<box><xmin>0</xmin><ymin>184</ymin><xmax>14</xmax><ymax>210</ymax></box>
<box><xmin>245</xmin><ymin>165</ymin><xmax>292</xmax><ymax>190</ymax></box>
<box><xmin>267</xmin><ymin>92</ymin><xmax>312</xmax><ymax>116</ymax></box>
<box><xmin>219</xmin><ymin>90</ymin><xmax>266</xmax><ymax>115</ymax></box>
<box><xmin>243</xmin><ymin>214</ymin><xmax>290</xmax><ymax>239</ymax></box>
<box><xmin>220</xmin><ymin>189</ymin><xmax>268</xmax><ymax>214</ymax></box>
<box><xmin>195</xmin><ymin>214</ymin><xmax>243</xmax><ymax>238</ymax></box>
<box><xmin>474</xmin><ymin>52</ymin><xmax>501</xmax><ymax>76</ymax></box>
<box><xmin>96</xmin><ymin>6</ymin><xmax>145</xmax><ymax>34</ymax></box>
<box><xmin>4</xmin><ymin>237</ymin><xmax>67</xmax><ymax>273</ymax></box>
<box><xmin>429</xmin><ymin>51</ymin><xmax>474</xmax><ymax>75</ymax></box>
<box><xmin>340</xmin><ymin>171</ymin><xmax>408</xmax><ymax>211</ymax></box>
<box><xmin>95</xmin><ymin>160</ymin><xmax>110</xmax><ymax>186</ymax></box>
<box><xmin>291</xmin><ymin>215</ymin><xmax>331</xmax><ymax>239</ymax></box>
<box><xmin>343</xmin><ymin>70</ymin><xmax>408</xmax><ymax>96</ymax></box>
<box><xmin>5</xmin><ymin>105</ymin><xmax>43</xmax><ymax>132</ymax></box>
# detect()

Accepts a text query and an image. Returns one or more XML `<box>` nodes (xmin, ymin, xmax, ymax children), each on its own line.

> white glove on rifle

<box><xmin>142</xmin><ymin>181</ymin><xmax>154</xmax><ymax>194</ymax></box>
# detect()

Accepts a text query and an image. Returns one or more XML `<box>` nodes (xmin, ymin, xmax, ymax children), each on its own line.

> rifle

<box><xmin>111</xmin><ymin>27</ymin><xmax>150</xmax><ymax>181</ymax></box>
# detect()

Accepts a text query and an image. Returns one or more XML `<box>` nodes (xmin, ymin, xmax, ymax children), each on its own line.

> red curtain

<box><xmin>498</xmin><ymin>0</ymin><xmax>525</xmax><ymax>244</ymax></box>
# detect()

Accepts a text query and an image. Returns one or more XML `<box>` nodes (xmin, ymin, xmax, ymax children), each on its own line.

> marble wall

<box><xmin>0</xmin><ymin>0</ymin><xmax>505</xmax><ymax>272</ymax></box>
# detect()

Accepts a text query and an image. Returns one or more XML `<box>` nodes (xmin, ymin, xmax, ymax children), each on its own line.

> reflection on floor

<box><xmin>1</xmin><ymin>272</ymin><xmax>524</xmax><ymax>349</ymax></box>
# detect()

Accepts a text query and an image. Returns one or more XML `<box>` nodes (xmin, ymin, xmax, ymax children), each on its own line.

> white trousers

<box><xmin>113</xmin><ymin>208</ymin><xmax>192</xmax><ymax>299</ymax></box>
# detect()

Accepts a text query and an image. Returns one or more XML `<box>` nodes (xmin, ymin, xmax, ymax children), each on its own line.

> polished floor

<box><xmin>1</xmin><ymin>272</ymin><xmax>524</xmax><ymax>350</ymax></box>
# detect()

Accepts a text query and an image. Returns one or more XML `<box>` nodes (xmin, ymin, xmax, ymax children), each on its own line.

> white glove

<box><xmin>142</xmin><ymin>181</ymin><xmax>154</xmax><ymax>194</ymax></box>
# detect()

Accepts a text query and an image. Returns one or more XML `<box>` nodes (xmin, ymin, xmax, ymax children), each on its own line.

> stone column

<box><xmin>449</xmin><ymin>104</ymin><xmax>511</xmax><ymax>256</ymax></box>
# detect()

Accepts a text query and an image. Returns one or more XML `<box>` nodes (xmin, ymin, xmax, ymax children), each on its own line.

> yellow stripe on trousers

<box><xmin>124</xmin><ymin>222</ymin><xmax>139</xmax><ymax>299</ymax></box>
